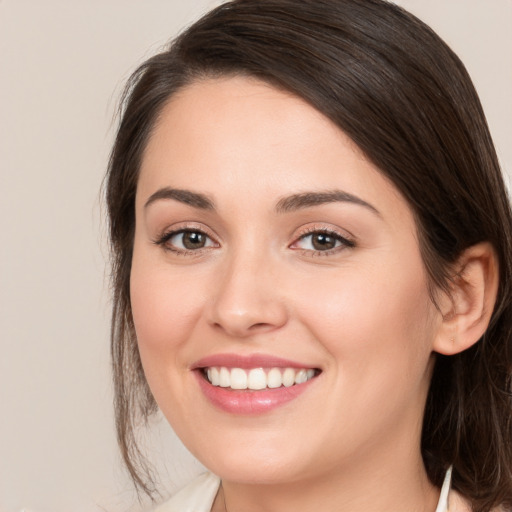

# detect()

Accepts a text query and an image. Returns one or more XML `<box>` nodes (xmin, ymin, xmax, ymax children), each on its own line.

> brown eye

<box><xmin>181</xmin><ymin>231</ymin><xmax>207</xmax><ymax>249</ymax></box>
<box><xmin>311</xmin><ymin>233</ymin><xmax>337</xmax><ymax>250</ymax></box>
<box><xmin>292</xmin><ymin>230</ymin><xmax>355</xmax><ymax>253</ymax></box>
<box><xmin>160</xmin><ymin>229</ymin><xmax>216</xmax><ymax>252</ymax></box>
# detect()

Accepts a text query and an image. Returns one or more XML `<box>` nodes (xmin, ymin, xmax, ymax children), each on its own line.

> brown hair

<box><xmin>105</xmin><ymin>1</ymin><xmax>512</xmax><ymax>509</ymax></box>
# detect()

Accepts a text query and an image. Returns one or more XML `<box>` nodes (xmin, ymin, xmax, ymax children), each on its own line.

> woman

<box><xmin>105</xmin><ymin>0</ymin><xmax>512</xmax><ymax>511</ymax></box>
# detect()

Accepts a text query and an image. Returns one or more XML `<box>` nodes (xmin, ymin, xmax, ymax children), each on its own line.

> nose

<box><xmin>206</xmin><ymin>252</ymin><xmax>288</xmax><ymax>338</ymax></box>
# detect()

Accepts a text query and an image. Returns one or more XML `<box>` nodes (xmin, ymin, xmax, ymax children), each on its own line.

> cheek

<box><xmin>129</xmin><ymin>249</ymin><xmax>206</xmax><ymax>366</ymax></box>
<box><xmin>289</xmin><ymin>259</ymin><xmax>437</xmax><ymax>448</ymax></box>
<box><xmin>294</xmin><ymin>257</ymin><xmax>436</xmax><ymax>382</ymax></box>
<box><xmin>129</xmin><ymin>248</ymin><xmax>214</xmax><ymax>422</ymax></box>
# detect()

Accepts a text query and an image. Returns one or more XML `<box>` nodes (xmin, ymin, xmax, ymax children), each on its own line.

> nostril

<box><xmin>212</xmin><ymin>320</ymin><xmax>275</xmax><ymax>335</ymax></box>
<box><xmin>249</xmin><ymin>322</ymin><xmax>272</xmax><ymax>330</ymax></box>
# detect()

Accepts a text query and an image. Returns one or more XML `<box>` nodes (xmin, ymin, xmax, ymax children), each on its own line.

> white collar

<box><xmin>435</xmin><ymin>466</ymin><xmax>452</xmax><ymax>512</ymax></box>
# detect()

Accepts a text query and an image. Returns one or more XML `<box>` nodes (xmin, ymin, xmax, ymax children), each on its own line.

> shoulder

<box><xmin>152</xmin><ymin>472</ymin><xmax>221</xmax><ymax>512</ymax></box>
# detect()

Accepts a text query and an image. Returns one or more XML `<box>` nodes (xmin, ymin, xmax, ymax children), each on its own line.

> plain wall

<box><xmin>0</xmin><ymin>1</ymin><xmax>510</xmax><ymax>511</ymax></box>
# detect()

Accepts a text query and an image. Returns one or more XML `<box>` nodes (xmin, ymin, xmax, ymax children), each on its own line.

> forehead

<box><xmin>144</xmin><ymin>75</ymin><xmax>354</xmax><ymax>166</ymax></box>
<box><xmin>137</xmin><ymin>76</ymin><xmax>409</xmax><ymax>222</ymax></box>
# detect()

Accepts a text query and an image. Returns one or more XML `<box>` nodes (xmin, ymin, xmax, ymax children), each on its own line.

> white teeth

<box><xmin>295</xmin><ymin>369</ymin><xmax>308</xmax><ymax>385</ymax></box>
<box><xmin>219</xmin><ymin>367</ymin><xmax>230</xmax><ymax>387</ymax></box>
<box><xmin>267</xmin><ymin>367</ymin><xmax>283</xmax><ymax>389</ymax></box>
<box><xmin>282</xmin><ymin>367</ymin><xmax>296</xmax><ymax>387</ymax></box>
<box><xmin>230</xmin><ymin>368</ymin><xmax>247</xmax><ymax>390</ymax></box>
<box><xmin>248</xmin><ymin>368</ymin><xmax>267</xmax><ymax>390</ymax></box>
<box><xmin>204</xmin><ymin>366</ymin><xmax>317</xmax><ymax>390</ymax></box>
<box><xmin>210</xmin><ymin>367</ymin><xmax>220</xmax><ymax>386</ymax></box>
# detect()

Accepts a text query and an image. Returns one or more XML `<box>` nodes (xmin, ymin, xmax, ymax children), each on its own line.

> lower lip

<box><xmin>194</xmin><ymin>371</ymin><xmax>316</xmax><ymax>415</ymax></box>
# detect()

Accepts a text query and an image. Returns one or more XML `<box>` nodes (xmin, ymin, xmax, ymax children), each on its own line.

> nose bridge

<box><xmin>208</xmin><ymin>241</ymin><xmax>287</xmax><ymax>336</ymax></box>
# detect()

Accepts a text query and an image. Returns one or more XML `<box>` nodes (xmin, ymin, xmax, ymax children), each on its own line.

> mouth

<box><xmin>192</xmin><ymin>353</ymin><xmax>322</xmax><ymax>414</ymax></box>
<box><xmin>201</xmin><ymin>366</ymin><xmax>320</xmax><ymax>391</ymax></box>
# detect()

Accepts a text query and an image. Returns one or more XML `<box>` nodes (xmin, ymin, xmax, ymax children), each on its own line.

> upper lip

<box><xmin>191</xmin><ymin>353</ymin><xmax>319</xmax><ymax>370</ymax></box>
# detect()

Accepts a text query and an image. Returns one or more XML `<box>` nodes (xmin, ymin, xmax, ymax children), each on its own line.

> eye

<box><xmin>291</xmin><ymin>229</ymin><xmax>355</xmax><ymax>253</ymax></box>
<box><xmin>154</xmin><ymin>229</ymin><xmax>217</xmax><ymax>253</ymax></box>
<box><xmin>171</xmin><ymin>230</ymin><xmax>214</xmax><ymax>250</ymax></box>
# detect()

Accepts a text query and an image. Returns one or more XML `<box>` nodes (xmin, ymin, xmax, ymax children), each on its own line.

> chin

<box><xmin>184</xmin><ymin>430</ymin><xmax>322</xmax><ymax>485</ymax></box>
<box><xmin>206</xmin><ymin>458</ymin><xmax>305</xmax><ymax>485</ymax></box>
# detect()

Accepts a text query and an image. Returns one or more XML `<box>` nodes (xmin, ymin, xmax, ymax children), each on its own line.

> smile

<box><xmin>204</xmin><ymin>366</ymin><xmax>317</xmax><ymax>390</ymax></box>
<box><xmin>193</xmin><ymin>354</ymin><xmax>322</xmax><ymax>414</ymax></box>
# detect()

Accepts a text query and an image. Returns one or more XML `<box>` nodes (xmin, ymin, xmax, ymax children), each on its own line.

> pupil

<box><xmin>312</xmin><ymin>233</ymin><xmax>335</xmax><ymax>250</ymax></box>
<box><xmin>183</xmin><ymin>231</ymin><xmax>205</xmax><ymax>249</ymax></box>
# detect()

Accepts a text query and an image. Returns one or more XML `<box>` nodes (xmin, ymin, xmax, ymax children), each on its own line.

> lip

<box><xmin>191</xmin><ymin>353</ymin><xmax>320</xmax><ymax>415</ymax></box>
<box><xmin>191</xmin><ymin>353</ymin><xmax>316</xmax><ymax>370</ymax></box>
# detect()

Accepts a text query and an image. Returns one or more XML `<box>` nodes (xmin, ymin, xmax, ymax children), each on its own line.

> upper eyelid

<box><xmin>292</xmin><ymin>223</ymin><xmax>355</xmax><ymax>241</ymax></box>
<box><xmin>158</xmin><ymin>222</ymin><xmax>217</xmax><ymax>238</ymax></box>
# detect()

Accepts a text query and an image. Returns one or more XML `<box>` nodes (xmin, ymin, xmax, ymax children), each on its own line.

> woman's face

<box><xmin>131</xmin><ymin>77</ymin><xmax>441</xmax><ymax>484</ymax></box>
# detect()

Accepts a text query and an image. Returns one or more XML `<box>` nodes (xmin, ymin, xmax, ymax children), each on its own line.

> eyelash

<box><xmin>152</xmin><ymin>226</ymin><xmax>356</xmax><ymax>257</ymax></box>
<box><xmin>152</xmin><ymin>225</ymin><xmax>218</xmax><ymax>256</ymax></box>
<box><xmin>291</xmin><ymin>227</ymin><xmax>356</xmax><ymax>256</ymax></box>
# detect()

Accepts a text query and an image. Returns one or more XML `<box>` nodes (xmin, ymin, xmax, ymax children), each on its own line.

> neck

<box><xmin>214</xmin><ymin>451</ymin><xmax>439</xmax><ymax>512</ymax></box>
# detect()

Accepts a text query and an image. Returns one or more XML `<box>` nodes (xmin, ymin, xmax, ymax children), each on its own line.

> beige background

<box><xmin>1</xmin><ymin>1</ymin><xmax>510</xmax><ymax>511</ymax></box>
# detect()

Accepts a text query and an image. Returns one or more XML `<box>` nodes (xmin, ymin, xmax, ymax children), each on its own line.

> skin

<box><xmin>131</xmin><ymin>76</ymin><xmax>448</xmax><ymax>512</ymax></box>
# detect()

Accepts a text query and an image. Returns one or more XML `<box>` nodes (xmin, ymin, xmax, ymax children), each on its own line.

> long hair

<box><xmin>105</xmin><ymin>1</ymin><xmax>512</xmax><ymax>509</ymax></box>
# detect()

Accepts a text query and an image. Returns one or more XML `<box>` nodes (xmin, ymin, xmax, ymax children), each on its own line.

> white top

<box><xmin>154</xmin><ymin>467</ymin><xmax>458</xmax><ymax>512</ymax></box>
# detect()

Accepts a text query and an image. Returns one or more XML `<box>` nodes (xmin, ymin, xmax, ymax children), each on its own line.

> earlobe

<box><xmin>433</xmin><ymin>242</ymin><xmax>499</xmax><ymax>356</ymax></box>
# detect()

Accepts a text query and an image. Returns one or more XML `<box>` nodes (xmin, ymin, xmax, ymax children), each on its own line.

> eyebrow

<box><xmin>275</xmin><ymin>190</ymin><xmax>380</xmax><ymax>215</ymax></box>
<box><xmin>144</xmin><ymin>187</ymin><xmax>379</xmax><ymax>216</ymax></box>
<box><xmin>144</xmin><ymin>187</ymin><xmax>215</xmax><ymax>210</ymax></box>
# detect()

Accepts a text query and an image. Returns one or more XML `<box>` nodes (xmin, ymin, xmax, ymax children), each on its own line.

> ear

<box><xmin>433</xmin><ymin>242</ymin><xmax>499</xmax><ymax>356</ymax></box>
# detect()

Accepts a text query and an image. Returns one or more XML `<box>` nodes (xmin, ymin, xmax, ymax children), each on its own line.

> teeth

<box><xmin>282</xmin><ymin>367</ymin><xmax>295</xmax><ymax>387</ymax></box>
<box><xmin>230</xmin><ymin>368</ymin><xmax>247</xmax><ymax>390</ymax></box>
<box><xmin>204</xmin><ymin>366</ymin><xmax>317</xmax><ymax>390</ymax></box>
<box><xmin>219</xmin><ymin>367</ymin><xmax>230</xmax><ymax>388</ymax></box>
<box><xmin>209</xmin><ymin>367</ymin><xmax>220</xmax><ymax>386</ymax></box>
<box><xmin>295</xmin><ymin>369</ymin><xmax>308</xmax><ymax>384</ymax></box>
<box><xmin>248</xmin><ymin>368</ymin><xmax>267</xmax><ymax>390</ymax></box>
<box><xmin>267</xmin><ymin>368</ymin><xmax>282</xmax><ymax>389</ymax></box>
